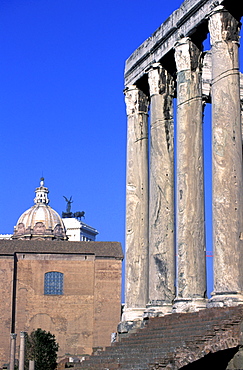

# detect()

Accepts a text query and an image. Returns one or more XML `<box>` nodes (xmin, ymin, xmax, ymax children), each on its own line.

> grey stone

<box><xmin>123</xmin><ymin>86</ymin><xmax>149</xmax><ymax>322</ymax></box>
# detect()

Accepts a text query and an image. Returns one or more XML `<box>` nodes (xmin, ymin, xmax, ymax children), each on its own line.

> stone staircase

<box><xmin>74</xmin><ymin>306</ymin><xmax>243</xmax><ymax>370</ymax></box>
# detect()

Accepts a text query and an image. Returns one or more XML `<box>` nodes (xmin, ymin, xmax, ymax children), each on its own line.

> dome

<box><xmin>13</xmin><ymin>178</ymin><xmax>67</xmax><ymax>240</ymax></box>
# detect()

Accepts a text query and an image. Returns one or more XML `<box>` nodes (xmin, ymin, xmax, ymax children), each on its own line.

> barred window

<box><xmin>44</xmin><ymin>271</ymin><xmax>63</xmax><ymax>295</ymax></box>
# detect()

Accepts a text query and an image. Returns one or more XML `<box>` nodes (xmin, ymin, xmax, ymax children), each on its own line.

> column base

<box><xmin>117</xmin><ymin>317</ymin><xmax>146</xmax><ymax>336</ymax></box>
<box><xmin>144</xmin><ymin>301</ymin><xmax>173</xmax><ymax>318</ymax></box>
<box><xmin>121</xmin><ymin>307</ymin><xmax>146</xmax><ymax>322</ymax></box>
<box><xmin>118</xmin><ymin>307</ymin><xmax>147</xmax><ymax>337</ymax></box>
<box><xmin>172</xmin><ymin>297</ymin><xmax>207</xmax><ymax>313</ymax></box>
<box><xmin>207</xmin><ymin>292</ymin><xmax>243</xmax><ymax>308</ymax></box>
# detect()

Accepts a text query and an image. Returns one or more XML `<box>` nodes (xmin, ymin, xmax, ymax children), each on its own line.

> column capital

<box><xmin>10</xmin><ymin>333</ymin><xmax>17</xmax><ymax>340</ymax></box>
<box><xmin>20</xmin><ymin>331</ymin><xmax>26</xmax><ymax>338</ymax></box>
<box><xmin>174</xmin><ymin>36</ymin><xmax>191</xmax><ymax>49</ymax></box>
<box><xmin>208</xmin><ymin>6</ymin><xmax>240</xmax><ymax>44</ymax></box>
<box><xmin>147</xmin><ymin>64</ymin><xmax>174</xmax><ymax>98</ymax></box>
<box><xmin>174</xmin><ymin>37</ymin><xmax>202</xmax><ymax>73</ymax></box>
<box><xmin>146</xmin><ymin>62</ymin><xmax>161</xmax><ymax>72</ymax></box>
<box><xmin>124</xmin><ymin>85</ymin><xmax>149</xmax><ymax>116</ymax></box>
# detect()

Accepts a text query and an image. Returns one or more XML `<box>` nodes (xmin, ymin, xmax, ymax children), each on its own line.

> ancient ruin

<box><xmin>59</xmin><ymin>0</ymin><xmax>243</xmax><ymax>368</ymax></box>
<box><xmin>122</xmin><ymin>0</ymin><xmax>243</xmax><ymax>324</ymax></box>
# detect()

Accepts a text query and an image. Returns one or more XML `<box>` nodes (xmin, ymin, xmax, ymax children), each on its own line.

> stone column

<box><xmin>145</xmin><ymin>63</ymin><xmax>175</xmax><ymax>316</ymax></box>
<box><xmin>9</xmin><ymin>333</ymin><xmax>17</xmax><ymax>370</ymax></box>
<box><xmin>122</xmin><ymin>85</ymin><xmax>149</xmax><ymax>322</ymax></box>
<box><xmin>208</xmin><ymin>6</ymin><xmax>243</xmax><ymax>306</ymax></box>
<box><xmin>19</xmin><ymin>331</ymin><xmax>26</xmax><ymax>370</ymax></box>
<box><xmin>173</xmin><ymin>37</ymin><xmax>207</xmax><ymax>312</ymax></box>
<box><xmin>241</xmin><ymin>101</ymin><xmax>243</xmax><ymax>154</ymax></box>
<box><xmin>29</xmin><ymin>360</ymin><xmax>35</xmax><ymax>370</ymax></box>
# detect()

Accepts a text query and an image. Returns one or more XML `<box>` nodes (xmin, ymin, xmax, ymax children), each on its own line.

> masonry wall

<box><xmin>93</xmin><ymin>259</ymin><xmax>122</xmax><ymax>347</ymax></box>
<box><xmin>0</xmin><ymin>250</ymin><xmax>122</xmax><ymax>367</ymax></box>
<box><xmin>15</xmin><ymin>253</ymin><xmax>97</xmax><ymax>358</ymax></box>
<box><xmin>0</xmin><ymin>256</ymin><xmax>14</xmax><ymax>365</ymax></box>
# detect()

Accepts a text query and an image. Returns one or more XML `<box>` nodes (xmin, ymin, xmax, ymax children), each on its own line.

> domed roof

<box><xmin>13</xmin><ymin>178</ymin><xmax>67</xmax><ymax>240</ymax></box>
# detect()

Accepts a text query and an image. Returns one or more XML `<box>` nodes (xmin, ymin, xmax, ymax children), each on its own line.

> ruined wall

<box><xmin>122</xmin><ymin>0</ymin><xmax>243</xmax><ymax>324</ymax></box>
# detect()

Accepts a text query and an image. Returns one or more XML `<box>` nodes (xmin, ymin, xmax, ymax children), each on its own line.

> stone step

<box><xmin>76</xmin><ymin>306</ymin><xmax>243</xmax><ymax>370</ymax></box>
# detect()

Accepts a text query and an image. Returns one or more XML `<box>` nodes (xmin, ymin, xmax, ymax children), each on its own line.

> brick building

<box><xmin>0</xmin><ymin>180</ymin><xmax>123</xmax><ymax>367</ymax></box>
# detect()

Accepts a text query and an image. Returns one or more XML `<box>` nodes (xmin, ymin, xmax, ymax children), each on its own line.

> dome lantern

<box><xmin>34</xmin><ymin>177</ymin><xmax>50</xmax><ymax>205</ymax></box>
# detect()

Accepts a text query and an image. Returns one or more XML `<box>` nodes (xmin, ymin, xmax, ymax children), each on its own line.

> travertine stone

<box><xmin>123</xmin><ymin>85</ymin><xmax>149</xmax><ymax>321</ymax></box>
<box><xmin>29</xmin><ymin>360</ymin><xmax>35</xmax><ymax>370</ymax></box>
<box><xmin>146</xmin><ymin>64</ymin><xmax>175</xmax><ymax>316</ymax></box>
<box><xmin>208</xmin><ymin>6</ymin><xmax>243</xmax><ymax>306</ymax></box>
<box><xmin>19</xmin><ymin>332</ymin><xmax>25</xmax><ymax>370</ymax></box>
<box><xmin>241</xmin><ymin>101</ymin><xmax>243</xmax><ymax>145</ymax></box>
<box><xmin>9</xmin><ymin>334</ymin><xmax>17</xmax><ymax>370</ymax></box>
<box><xmin>124</xmin><ymin>0</ymin><xmax>230</xmax><ymax>86</ymax></box>
<box><xmin>173</xmin><ymin>37</ymin><xmax>206</xmax><ymax>312</ymax></box>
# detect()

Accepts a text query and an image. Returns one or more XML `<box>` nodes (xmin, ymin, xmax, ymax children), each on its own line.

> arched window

<box><xmin>44</xmin><ymin>271</ymin><xmax>63</xmax><ymax>295</ymax></box>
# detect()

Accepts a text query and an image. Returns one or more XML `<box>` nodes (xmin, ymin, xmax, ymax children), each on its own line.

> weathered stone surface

<box><xmin>19</xmin><ymin>332</ymin><xmax>25</xmax><ymax>370</ymax></box>
<box><xmin>123</xmin><ymin>0</ymin><xmax>243</xmax><ymax>326</ymax></box>
<box><xmin>123</xmin><ymin>86</ymin><xmax>149</xmax><ymax>321</ymax></box>
<box><xmin>78</xmin><ymin>306</ymin><xmax>243</xmax><ymax>370</ymax></box>
<box><xmin>208</xmin><ymin>6</ymin><xmax>243</xmax><ymax>305</ymax></box>
<box><xmin>125</xmin><ymin>0</ymin><xmax>230</xmax><ymax>86</ymax></box>
<box><xmin>146</xmin><ymin>64</ymin><xmax>175</xmax><ymax>314</ymax></box>
<box><xmin>173</xmin><ymin>37</ymin><xmax>206</xmax><ymax>311</ymax></box>
<box><xmin>9</xmin><ymin>334</ymin><xmax>16</xmax><ymax>370</ymax></box>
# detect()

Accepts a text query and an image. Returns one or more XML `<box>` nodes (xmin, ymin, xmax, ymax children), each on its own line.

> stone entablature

<box><xmin>125</xmin><ymin>0</ymin><xmax>232</xmax><ymax>86</ymax></box>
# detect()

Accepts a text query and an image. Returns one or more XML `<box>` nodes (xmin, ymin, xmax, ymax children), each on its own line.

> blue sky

<box><xmin>0</xmin><ymin>0</ymin><xmax>242</xmax><ymax>300</ymax></box>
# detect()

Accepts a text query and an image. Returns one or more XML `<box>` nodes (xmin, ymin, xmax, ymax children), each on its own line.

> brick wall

<box><xmin>0</xmin><ymin>251</ymin><xmax>122</xmax><ymax>367</ymax></box>
<box><xmin>0</xmin><ymin>256</ymin><xmax>14</xmax><ymax>365</ymax></box>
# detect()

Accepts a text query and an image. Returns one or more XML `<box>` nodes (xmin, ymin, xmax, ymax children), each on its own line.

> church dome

<box><xmin>13</xmin><ymin>178</ymin><xmax>67</xmax><ymax>240</ymax></box>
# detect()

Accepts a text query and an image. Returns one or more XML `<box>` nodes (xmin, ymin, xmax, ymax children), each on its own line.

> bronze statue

<box><xmin>62</xmin><ymin>196</ymin><xmax>85</xmax><ymax>220</ymax></box>
<box><xmin>63</xmin><ymin>196</ymin><xmax>73</xmax><ymax>214</ymax></box>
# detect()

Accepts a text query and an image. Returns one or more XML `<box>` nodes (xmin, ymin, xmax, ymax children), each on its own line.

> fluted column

<box><xmin>19</xmin><ymin>332</ymin><xmax>26</xmax><ymax>370</ymax></box>
<box><xmin>173</xmin><ymin>37</ymin><xmax>207</xmax><ymax>312</ymax></box>
<box><xmin>122</xmin><ymin>85</ymin><xmax>149</xmax><ymax>321</ymax></box>
<box><xmin>208</xmin><ymin>6</ymin><xmax>243</xmax><ymax>306</ymax></box>
<box><xmin>9</xmin><ymin>333</ymin><xmax>17</xmax><ymax>370</ymax></box>
<box><xmin>146</xmin><ymin>64</ymin><xmax>175</xmax><ymax>316</ymax></box>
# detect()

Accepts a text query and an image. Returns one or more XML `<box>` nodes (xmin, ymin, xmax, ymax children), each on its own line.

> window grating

<box><xmin>44</xmin><ymin>271</ymin><xmax>63</xmax><ymax>295</ymax></box>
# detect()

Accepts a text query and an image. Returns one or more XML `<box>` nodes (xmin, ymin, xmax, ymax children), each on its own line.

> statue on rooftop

<box><xmin>63</xmin><ymin>196</ymin><xmax>73</xmax><ymax>214</ymax></box>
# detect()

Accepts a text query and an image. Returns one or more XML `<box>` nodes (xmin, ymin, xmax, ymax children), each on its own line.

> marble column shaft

<box><xmin>174</xmin><ymin>37</ymin><xmax>206</xmax><ymax>311</ymax></box>
<box><xmin>19</xmin><ymin>331</ymin><xmax>26</xmax><ymax>370</ymax></box>
<box><xmin>29</xmin><ymin>360</ymin><xmax>35</xmax><ymax>370</ymax></box>
<box><xmin>209</xmin><ymin>7</ymin><xmax>243</xmax><ymax>304</ymax></box>
<box><xmin>147</xmin><ymin>64</ymin><xmax>175</xmax><ymax>314</ymax></box>
<box><xmin>123</xmin><ymin>85</ymin><xmax>149</xmax><ymax>321</ymax></box>
<box><xmin>10</xmin><ymin>333</ymin><xmax>17</xmax><ymax>370</ymax></box>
